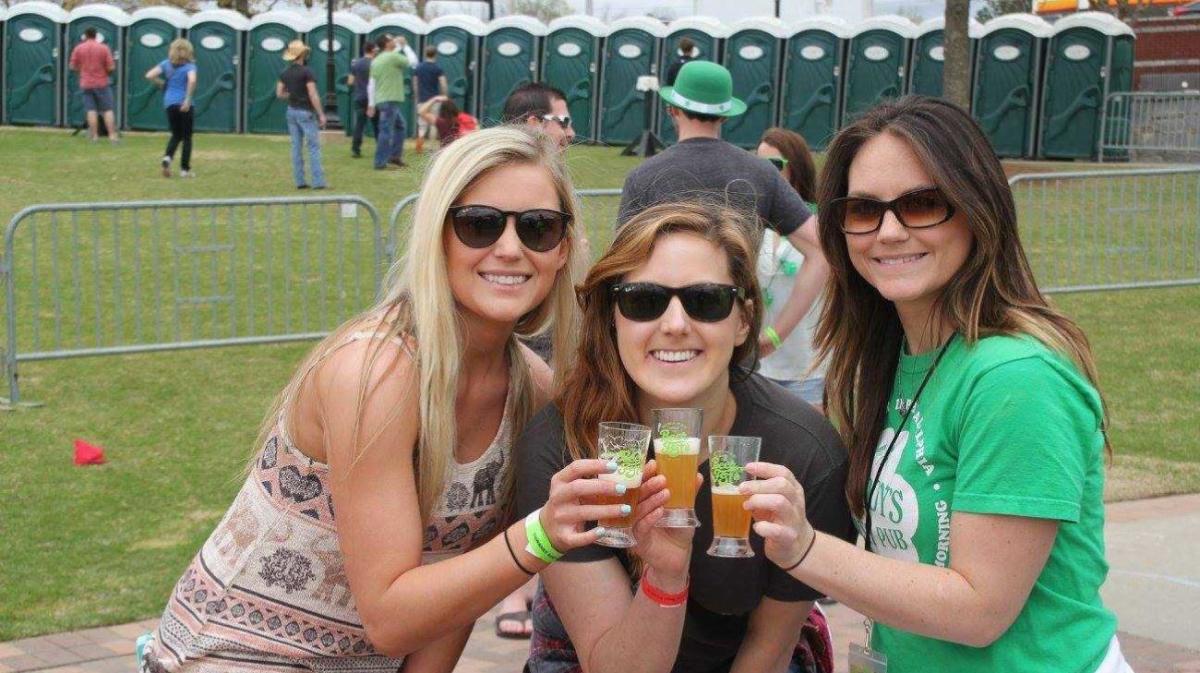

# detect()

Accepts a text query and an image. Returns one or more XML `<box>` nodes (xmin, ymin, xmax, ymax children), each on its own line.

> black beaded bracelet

<box><xmin>503</xmin><ymin>526</ymin><xmax>536</xmax><ymax>576</ymax></box>
<box><xmin>782</xmin><ymin>530</ymin><xmax>818</xmax><ymax>573</ymax></box>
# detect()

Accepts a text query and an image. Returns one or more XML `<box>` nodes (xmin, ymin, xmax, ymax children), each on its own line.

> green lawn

<box><xmin>0</xmin><ymin>126</ymin><xmax>1196</xmax><ymax>641</ymax></box>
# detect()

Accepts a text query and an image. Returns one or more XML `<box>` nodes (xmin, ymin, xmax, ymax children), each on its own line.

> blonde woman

<box><xmin>145</xmin><ymin>39</ymin><xmax>197</xmax><ymax>178</ymax></box>
<box><xmin>139</xmin><ymin>127</ymin><xmax>668</xmax><ymax>673</ymax></box>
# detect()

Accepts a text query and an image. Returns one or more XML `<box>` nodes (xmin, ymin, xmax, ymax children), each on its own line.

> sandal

<box><xmin>494</xmin><ymin>610</ymin><xmax>533</xmax><ymax>639</ymax></box>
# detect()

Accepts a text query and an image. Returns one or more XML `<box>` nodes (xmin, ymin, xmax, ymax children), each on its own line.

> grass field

<box><xmin>1</xmin><ymin>126</ymin><xmax>1197</xmax><ymax>640</ymax></box>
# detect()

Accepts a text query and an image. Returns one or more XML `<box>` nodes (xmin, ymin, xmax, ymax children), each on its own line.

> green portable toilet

<box><xmin>541</xmin><ymin>15</ymin><xmax>606</xmax><ymax>143</ymax></box>
<box><xmin>3</xmin><ymin>2</ymin><xmax>67</xmax><ymax>126</ymax></box>
<box><xmin>971</xmin><ymin>13</ymin><xmax>1050</xmax><ymax>158</ymax></box>
<box><xmin>123</xmin><ymin>6</ymin><xmax>186</xmax><ymax>131</ymax></box>
<box><xmin>841</xmin><ymin>15</ymin><xmax>916</xmax><ymax>124</ymax></box>
<box><xmin>367</xmin><ymin>13</ymin><xmax>428</xmax><ymax>139</ymax></box>
<box><xmin>0</xmin><ymin>6</ymin><xmax>6</xmax><ymax>123</ymax></box>
<box><xmin>187</xmin><ymin>9</ymin><xmax>246</xmax><ymax>133</ymax></box>
<box><xmin>781</xmin><ymin>16</ymin><xmax>849</xmax><ymax>151</ymax></box>
<box><xmin>308</xmin><ymin>11</ymin><xmax>367</xmax><ymax>138</ymax></box>
<box><xmin>721</xmin><ymin>17</ymin><xmax>785</xmax><ymax>149</ymax></box>
<box><xmin>1039</xmin><ymin>11</ymin><xmax>1135</xmax><ymax>159</ymax></box>
<box><xmin>480</xmin><ymin>15</ymin><xmax>546</xmax><ymax>126</ymax></box>
<box><xmin>655</xmin><ymin>16</ymin><xmax>727</xmax><ymax>145</ymax></box>
<box><xmin>908</xmin><ymin>16</ymin><xmax>982</xmax><ymax>97</ymax></box>
<box><xmin>64</xmin><ymin>4</ymin><xmax>131</xmax><ymax>130</ymax></box>
<box><xmin>426</xmin><ymin>14</ymin><xmax>486</xmax><ymax>117</ymax></box>
<box><xmin>244</xmin><ymin>10</ymin><xmax>309</xmax><ymax>134</ymax></box>
<box><xmin>598</xmin><ymin>16</ymin><xmax>666</xmax><ymax>145</ymax></box>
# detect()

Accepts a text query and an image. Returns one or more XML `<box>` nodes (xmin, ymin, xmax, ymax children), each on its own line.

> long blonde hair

<box><xmin>255</xmin><ymin>127</ymin><xmax>583</xmax><ymax>523</ymax></box>
<box><xmin>168</xmin><ymin>38</ymin><xmax>194</xmax><ymax>65</ymax></box>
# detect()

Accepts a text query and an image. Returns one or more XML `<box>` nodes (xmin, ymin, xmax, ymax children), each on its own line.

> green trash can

<box><xmin>971</xmin><ymin>13</ymin><xmax>1050</xmax><ymax>159</ymax></box>
<box><xmin>309</xmin><ymin>12</ymin><xmax>367</xmax><ymax>139</ymax></box>
<box><xmin>426</xmin><ymin>15</ymin><xmax>486</xmax><ymax>118</ymax></box>
<box><xmin>598</xmin><ymin>16</ymin><xmax>665</xmax><ymax>146</ymax></box>
<box><xmin>541</xmin><ymin>15</ymin><xmax>606</xmax><ymax>144</ymax></box>
<box><xmin>244</xmin><ymin>10</ymin><xmax>308</xmax><ymax>135</ymax></box>
<box><xmin>187</xmin><ymin>9</ymin><xmax>246</xmax><ymax>133</ymax></box>
<box><xmin>1039</xmin><ymin>11</ymin><xmax>1135</xmax><ymax>160</ymax></box>
<box><xmin>65</xmin><ymin>4</ymin><xmax>130</xmax><ymax>131</ymax></box>
<box><xmin>908</xmin><ymin>17</ymin><xmax>982</xmax><ymax>98</ymax></box>
<box><xmin>3</xmin><ymin>1</ymin><xmax>67</xmax><ymax>126</ymax></box>
<box><xmin>841</xmin><ymin>15</ymin><xmax>916</xmax><ymax>125</ymax></box>
<box><xmin>721</xmin><ymin>17</ymin><xmax>785</xmax><ymax>150</ymax></box>
<box><xmin>368</xmin><ymin>13</ymin><xmax>428</xmax><ymax>140</ymax></box>
<box><xmin>123</xmin><ymin>7</ymin><xmax>186</xmax><ymax>131</ymax></box>
<box><xmin>655</xmin><ymin>17</ymin><xmax>727</xmax><ymax>145</ymax></box>
<box><xmin>480</xmin><ymin>16</ymin><xmax>546</xmax><ymax>127</ymax></box>
<box><xmin>781</xmin><ymin>16</ymin><xmax>849</xmax><ymax>151</ymax></box>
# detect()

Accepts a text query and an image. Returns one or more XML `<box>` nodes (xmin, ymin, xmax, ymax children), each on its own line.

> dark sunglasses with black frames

<box><xmin>827</xmin><ymin>187</ymin><xmax>956</xmax><ymax>235</ymax></box>
<box><xmin>448</xmin><ymin>205</ymin><xmax>571</xmax><ymax>253</ymax></box>
<box><xmin>611</xmin><ymin>282</ymin><xmax>746</xmax><ymax>323</ymax></box>
<box><xmin>766</xmin><ymin>156</ymin><xmax>789</xmax><ymax>172</ymax></box>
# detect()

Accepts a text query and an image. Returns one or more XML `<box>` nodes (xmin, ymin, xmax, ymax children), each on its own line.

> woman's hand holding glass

<box><xmin>630</xmin><ymin>461</ymin><xmax>702</xmax><ymax>580</ymax></box>
<box><xmin>540</xmin><ymin>459</ymin><xmax>669</xmax><ymax>554</ymax></box>
<box><xmin>740</xmin><ymin>462</ymin><xmax>816</xmax><ymax>571</ymax></box>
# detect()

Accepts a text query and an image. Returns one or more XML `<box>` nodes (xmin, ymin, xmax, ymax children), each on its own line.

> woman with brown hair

<box><xmin>513</xmin><ymin>201</ymin><xmax>854</xmax><ymax>673</ymax></box>
<box><xmin>743</xmin><ymin>97</ymin><xmax>1130</xmax><ymax>672</ymax></box>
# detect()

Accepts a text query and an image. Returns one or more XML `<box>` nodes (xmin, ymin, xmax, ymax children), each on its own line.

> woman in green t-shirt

<box><xmin>740</xmin><ymin>96</ymin><xmax>1131</xmax><ymax>673</ymax></box>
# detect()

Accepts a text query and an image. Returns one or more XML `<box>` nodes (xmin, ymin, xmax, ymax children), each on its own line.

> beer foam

<box><xmin>711</xmin><ymin>484</ymin><xmax>744</xmax><ymax>496</ymax></box>
<box><xmin>599</xmin><ymin>471</ymin><xmax>642</xmax><ymax>488</ymax></box>
<box><xmin>653</xmin><ymin>437</ymin><xmax>700</xmax><ymax>455</ymax></box>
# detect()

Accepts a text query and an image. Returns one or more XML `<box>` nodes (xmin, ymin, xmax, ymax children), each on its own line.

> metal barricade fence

<box><xmin>1098</xmin><ymin>91</ymin><xmax>1200</xmax><ymax>163</ymax></box>
<box><xmin>1008</xmin><ymin>167</ymin><xmax>1200</xmax><ymax>293</ymax></box>
<box><xmin>2</xmin><ymin>196</ymin><xmax>385</xmax><ymax>405</ymax></box>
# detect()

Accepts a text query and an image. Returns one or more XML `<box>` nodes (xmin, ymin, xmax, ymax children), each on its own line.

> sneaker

<box><xmin>388</xmin><ymin>157</ymin><xmax>407</xmax><ymax>167</ymax></box>
<box><xmin>161</xmin><ymin>157</ymin><xmax>171</xmax><ymax>178</ymax></box>
<box><xmin>180</xmin><ymin>170</ymin><xmax>195</xmax><ymax>178</ymax></box>
<box><xmin>351</xmin><ymin>150</ymin><xmax>362</xmax><ymax>158</ymax></box>
<box><xmin>297</xmin><ymin>184</ymin><xmax>310</xmax><ymax>190</ymax></box>
<box><xmin>313</xmin><ymin>185</ymin><xmax>327</xmax><ymax>190</ymax></box>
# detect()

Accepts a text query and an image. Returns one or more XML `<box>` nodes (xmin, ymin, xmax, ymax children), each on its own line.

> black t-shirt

<box><xmin>279</xmin><ymin>64</ymin><xmax>315</xmax><ymax>110</ymax></box>
<box><xmin>665</xmin><ymin>55</ymin><xmax>696</xmax><ymax>87</ymax></box>
<box><xmin>515</xmin><ymin>371</ymin><xmax>855</xmax><ymax>673</ymax></box>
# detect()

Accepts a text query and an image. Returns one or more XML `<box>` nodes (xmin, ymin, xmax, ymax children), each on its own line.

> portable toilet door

<box><xmin>65</xmin><ymin>5</ymin><xmax>131</xmax><ymax>130</ymax></box>
<box><xmin>656</xmin><ymin>17</ymin><xmax>727</xmax><ymax>145</ymax></box>
<box><xmin>1039</xmin><ymin>12</ymin><xmax>1134</xmax><ymax>159</ymax></box>
<box><xmin>368</xmin><ymin>14</ymin><xmax>428</xmax><ymax>139</ymax></box>
<box><xmin>721</xmin><ymin>17</ymin><xmax>785</xmax><ymax>149</ymax></box>
<box><xmin>479</xmin><ymin>16</ymin><xmax>546</xmax><ymax>126</ymax></box>
<box><xmin>3</xmin><ymin>2</ymin><xmax>67</xmax><ymax>126</ymax></box>
<box><xmin>971</xmin><ymin>14</ymin><xmax>1050</xmax><ymax>158</ymax></box>
<box><xmin>0</xmin><ymin>6</ymin><xmax>6</xmax><ymax>123</ymax></box>
<box><xmin>124</xmin><ymin>7</ymin><xmax>186</xmax><ymax>131</ymax></box>
<box><xmin>841</xmin><ymin>15</ymin><xmax>916</xmax><ymax>124</ymax></box>
<box><xmin>245</xmin><ymin>11</ymin><xmax>309</xmax><ymax>134</ymax></box>
<box><xmin>541</xmin><ymin>15</ymin><xmax>606</xmax><ymax>143</ymax></box>
<box><xmin>907</xmin><ymin>16</ymin><xmax>983</xmax><ymax>97</ymax></box>
<box><xmin>426</xmin><ymin>15</ymin><xmax>486</xmax><ymax>118</ymax></box>
<box><xmin>781</xmin><ymin>16</ymin><xmax>849</xmax><ymax>151</ymax></box>
<box><xmin>598</xmin><ymin>16</ymin><xmax>665</xmax><ymax>145</ymax></box>
<box><xmin>308</xmin><ymin>12</ymin><xmax>367</xmax><ymax>139</ymax></box>
<box><xmin>188</xmin><ymin>10</ymin><xmax>247</xmax><ymax>133</ymax></box>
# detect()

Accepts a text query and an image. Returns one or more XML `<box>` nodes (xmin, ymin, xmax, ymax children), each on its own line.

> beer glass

<box><xmin>594</xmin><ymin>421</ymin><xmax>652</xmax><ymax>548</ymax></box>
<box><xmin>706</xmin><ymin>435</ymin><xmax>761</xmax><ymax>558</ymax></box>
<box><xmin>652</xmin><ymin>408</ymin><xmax>703</xmax><ymax>528</ymax></box>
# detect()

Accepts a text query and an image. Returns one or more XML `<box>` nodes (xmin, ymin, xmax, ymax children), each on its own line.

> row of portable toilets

<box><xmin>0</xmin><ymin>3</ymin><xmax>1134</xmax><ymax>159</ymax></box>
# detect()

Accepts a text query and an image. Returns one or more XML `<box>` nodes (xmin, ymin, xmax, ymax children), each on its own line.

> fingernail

<box><xmin>606</xmin><ymin>460</ymin><xmax>618</xmax><ymax>472</ymax></box>
<box><xmin>593</xmin><ymin>526</ymin><xmax>607</xmax><ymax>537</ymax></box>
<box><xmin>620</xmin><ymin>504</ymin><xmax>632</xmax><ymax>516</ymax></box>
<box><xmin>614</xmin><ymin>482</ymin><xmax>627</xmax><ymax>495</ymax></box>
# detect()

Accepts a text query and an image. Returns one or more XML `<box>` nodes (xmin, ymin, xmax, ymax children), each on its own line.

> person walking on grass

<box><xmin>276</xmin><ymin>40</ymin><xmax>327</xmax><ymax>190</ymax></box>
<box><xmin>146</xmin><ymin>39</ymin><xmax>197</xmax><ymax>178</ymax></box>
<box><xmin>347</xmin><ymin>41</ymin><xmax>379</xmax><ymax>159</ymax></box>
<box><xmin>68</xmin><ymin>26</ymin><xmax>119</xmax><ymax>144</ymax></box>
<box><xmin>413</xmin><ymin>45</ymin><xmax>448</xmax><ymax>154</ymax></box>
<box><xmin>368</xmin><ymin>34</ymin><xmax>410</xmax><ymax>170</ymax></box>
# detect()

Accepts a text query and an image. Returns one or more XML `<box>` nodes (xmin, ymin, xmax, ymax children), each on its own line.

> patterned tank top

<box><xmin>145</xmin><ymin>332</ymin><xmax>514</xmax><ymax>672</ymax></box>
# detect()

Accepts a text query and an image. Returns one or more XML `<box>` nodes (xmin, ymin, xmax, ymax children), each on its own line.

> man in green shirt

<box><xmin>367</xmin><ymin>35</ymin><xmax>409</xmax><ymax>170</ymax></box>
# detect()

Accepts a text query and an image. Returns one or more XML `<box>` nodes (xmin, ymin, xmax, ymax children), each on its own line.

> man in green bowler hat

<box><xmin>617</xmin><ymin>60</ymin><xmax>828</xmax><ymax>363</ymax></box>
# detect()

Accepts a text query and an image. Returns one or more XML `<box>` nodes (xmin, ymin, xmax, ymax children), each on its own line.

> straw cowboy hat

<box><xmin>659</xmin><ymin>60</ymin><xmax>746</xmax><ymax>117</ymax></box>
<box><xmin>282</xmin><ymin>40</ymin><xmax>311</xmax><ymax>62</ymax></box>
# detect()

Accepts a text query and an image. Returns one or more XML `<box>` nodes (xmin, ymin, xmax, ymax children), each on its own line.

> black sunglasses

<box><xmin>448</xmin><ymin>205</ymin><xmax>571</xmax><ymax>253</ymax></box>
<box><xmin>611</xmin><ymin>282</ymin><xmax>745</xmax><ymax>323</ymax></box>
<box><xmin>766</xmin><ymin>156</ymin><xmax>789</xmax><ymax>172</ymax></box>
<box><xmin>828</xmin><ymin>187</ymin><xmax>956</xmax><ymax>235</ymax></box>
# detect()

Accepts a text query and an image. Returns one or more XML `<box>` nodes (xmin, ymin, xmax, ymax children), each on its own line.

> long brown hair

<box><xmin>558</xmin><ymin>201</ymin><xmax>763</xmax><ymax>462</ymax></box>
<box><xmin>814</xmin><ymin>96</ymin><xmax>1109</xmax><ymax>518</ymax></box>
<box><xmin>760</xmin><ymin>127</ymin><xmax>818</xmax><ymax>203</ymax></box>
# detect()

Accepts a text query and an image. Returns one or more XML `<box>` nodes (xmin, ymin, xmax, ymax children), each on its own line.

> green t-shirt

<box><xmin>369</xmin><ymin>50</ymin><xmax>408</xmax><ymax>103</ymax></box>
<box><xmin>865</xmin><ymin>334</ymin><xmax>1117</xmax><ymax>673</ymax></box>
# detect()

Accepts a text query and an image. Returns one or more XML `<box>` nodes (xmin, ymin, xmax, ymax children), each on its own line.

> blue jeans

<box><xmin>375</xmin><ymin>101</ymin><xmax>406</xmax><ymax>168</ymax></box>
<box><xmin>285</xmin><ymin>107</ymin><xmax>325</xmax><ymax>188</ymax></box>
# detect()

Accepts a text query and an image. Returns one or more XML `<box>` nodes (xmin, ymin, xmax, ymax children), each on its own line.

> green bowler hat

<box><xmin>659</xmin><ymin>60</ymin><xmax>746</xmax><ymax>117</ymax></box>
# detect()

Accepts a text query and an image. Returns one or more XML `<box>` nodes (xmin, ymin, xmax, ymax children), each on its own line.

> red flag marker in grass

<box><xmin>74</xmin><ymin>439</ymin><xmax>106</xmax><ymax>466</ymax></box>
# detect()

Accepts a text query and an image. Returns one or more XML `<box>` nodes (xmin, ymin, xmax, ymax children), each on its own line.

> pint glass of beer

<box><xmin>594</xmin><ymin>421</ymin><xmax>652</xmax><ymax>548</ymax></box>
<box><xmin>652</xmin><ymin>408</ymin><xmax>703</xmax><ymax>528</ymax></box>
<box><xmin>706</xmin><ymin>435</ymin><xmax>761</xmax><ymax>558</ymax></box>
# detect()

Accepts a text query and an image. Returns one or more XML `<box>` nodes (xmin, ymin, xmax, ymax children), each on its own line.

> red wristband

<box><xmin>641</xmin><ymin>572</ymin><xmax>689</xmax><ymax>607</ymax></box>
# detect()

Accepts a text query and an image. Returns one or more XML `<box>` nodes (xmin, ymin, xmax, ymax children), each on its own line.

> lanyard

<box><xmin>863</xmin><ymin>333</ymin><xmax>956</xmax><ymax>553</ymax></box>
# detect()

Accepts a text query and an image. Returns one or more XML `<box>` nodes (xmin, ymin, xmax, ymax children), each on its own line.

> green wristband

<box><xmin>524</xmin><ymin>509</ymin><xmax>563</xmax><ymax>563</ymax></box>
<box><xmin>764</xmin><ymin>326</ymin><xmax>783</xmax><ymax>350</ymax></box>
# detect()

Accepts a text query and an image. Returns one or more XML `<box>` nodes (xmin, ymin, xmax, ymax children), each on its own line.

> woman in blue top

<box><xmin>145</xmin><ymin>39</ymin><xmax>197</xmax><ymax>178</ymax></box>
<box><xmin>742</xmin><ymin>96</ymin><xmax>1131</xmax><ymax>673</ymax></box>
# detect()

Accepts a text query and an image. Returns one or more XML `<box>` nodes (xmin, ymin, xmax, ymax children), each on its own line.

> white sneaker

<box><xmin>180</xmin><ymin>170</ymin><xmax>195</xmax><ymax>178</ymax></box>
